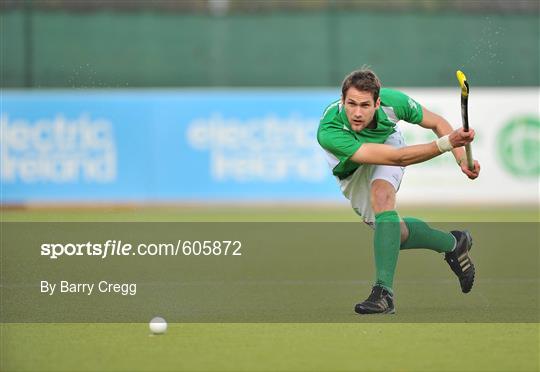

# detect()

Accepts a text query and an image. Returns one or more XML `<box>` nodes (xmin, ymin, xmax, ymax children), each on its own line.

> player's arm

<box><xmin>419</xmin><ymin>106</ymin><xmax>480</xmax><ymax>179</ymax></box>
<box><xmin>350</xmin><ymin>127</ymin><xmax>475</xmax><ymax>167</ymax></box>
<box><xmin>419</xmin><ymin>106</ymin><xmax>465</xmax><ymax>163</ymax></box>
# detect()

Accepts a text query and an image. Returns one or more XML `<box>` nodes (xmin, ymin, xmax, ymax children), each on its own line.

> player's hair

<box><xmin>341</xmin><ymin>69</ymin><xmax>381</xmax><ymax>102</ymax></box>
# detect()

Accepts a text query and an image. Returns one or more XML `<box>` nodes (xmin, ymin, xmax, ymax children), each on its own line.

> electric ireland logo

<box><xmin>497</xmin><ymin>116</ymin><xmax>539</xmax><ymax>177</ymax></box>
<box><xmin>1</xmin><ymin>113</ymin><xmax>117</xmax><ymax>183</ymax></box>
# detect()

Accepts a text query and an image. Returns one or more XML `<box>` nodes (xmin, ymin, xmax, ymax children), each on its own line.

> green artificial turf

<box><xmin>1</xmin><ymin>206</ymin><xmax>538</xmax><ymax>371</ymax></box>
<box><xmin>2</xmin><ymin>323</ymin><xmax>538</xmax><ymax>371</ymax></box>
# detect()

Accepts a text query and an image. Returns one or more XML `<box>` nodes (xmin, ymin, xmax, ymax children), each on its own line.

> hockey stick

<box><xmin>456</xmin><ymin>70</ymin><xmax>474</xmax><ymax>171</ymax></box>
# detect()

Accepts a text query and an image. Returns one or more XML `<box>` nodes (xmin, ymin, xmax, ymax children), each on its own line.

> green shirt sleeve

<box><xmin>317</xmin><ymin>124</ymin><xmax>362</xmax><ymax>162</ymax></box>
<box><xmin>382</xmin><ymin>89</ymin><xmax>423</xmax><ymax>124</ymax></box>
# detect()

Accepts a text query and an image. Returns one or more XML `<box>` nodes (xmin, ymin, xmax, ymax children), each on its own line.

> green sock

<box><xmin>374</xmin><ymin>210</ymin><xmax>401</xmax><ymax>293</ymax></box>
<box><xmin>400</xmin><ymin>217</ymin><xmax>456</xmax><ymax>253</ymax></box>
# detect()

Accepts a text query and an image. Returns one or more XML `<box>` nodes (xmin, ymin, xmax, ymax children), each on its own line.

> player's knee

<box><xmin>370</xmin><ymin>183</ymin><xmax>395</xmax><ymax>213</ymax></box>
<box><xmin>400</xmin><ymin>222</ymin><xmax>409</xmax><ymax>243</ymax></box>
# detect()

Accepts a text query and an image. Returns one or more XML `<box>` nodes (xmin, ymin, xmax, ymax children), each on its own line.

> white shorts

<box><xmin>338</xmin><ymin>130</ymin><xmax>406</xmax><ymax>226</ymax></box>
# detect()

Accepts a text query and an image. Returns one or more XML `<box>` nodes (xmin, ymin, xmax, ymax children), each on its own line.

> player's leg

<box><xmin>339</xmin><ymin>165</ymin><xmax>398</xmax><ymax>314</ymax></box>
<box><xmin>401</xmin><ymin>218</ymin><xmax>475</xmax><ymax>293</ymax></box>
<box><xmin>352</xmin><ymin>131</ymin><xmax>406</xmax><ymax>314</ymax></box>
<box><xmin>400</xmin><ymin>217</ymin><xmax>455</xmax><ymax>253</ymax></box>
<box><xmin>355</xmin><ymin>173</ymin><xmax>404</xmax><ymax>314</ymax></box>
<box><xmin>370</xmin><ymin>179</ymin><xmax>401</xmax><ymax>292</ymax></box>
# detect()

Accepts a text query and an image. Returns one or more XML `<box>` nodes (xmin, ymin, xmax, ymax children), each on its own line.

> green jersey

<box><xmin>317</xmin><ymin>88</ymin><xmax>423</xmax><ymax>179</ymax></box>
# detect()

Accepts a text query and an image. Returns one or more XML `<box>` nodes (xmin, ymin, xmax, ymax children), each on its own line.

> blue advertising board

<box><xmin>1</xmin><ymin>90</ymin><xmax>342</xmax><ymax>202</ymax></box>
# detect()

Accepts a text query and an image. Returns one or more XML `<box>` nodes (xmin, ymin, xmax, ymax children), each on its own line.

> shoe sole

<box><xmin>460</xmin><ymin>230</ymin><xmax>475</xmax><ymax>293</ymax></box>
<box><xmin>354</xmin><ymin>307</ymin><xmax>396</xmax><ymax>315</ymax></box>
<box><xmin>464</xmin><ymin>230</ymin><xmax>473</xmax><ymax>252</ymax></box>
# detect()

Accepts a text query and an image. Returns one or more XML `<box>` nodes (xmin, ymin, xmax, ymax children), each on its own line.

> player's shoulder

<box><xmin>317</xmin><ymin>99</ymin><xmax>352</xmax><ymax>147</ymax></box>
<box><xmin>379</xmin><ymin>88</ymin><xmax>417</xmax><ymax>108</ymax></box>
<box><xmin>320</xmin><ymin>99</ymin><xmax>342</xmax><ymax>124</ymax></box>
<box><xmin>379</xmin><ymin>88</ymin><xmax>423</xmax><ymax>123</ymax></box>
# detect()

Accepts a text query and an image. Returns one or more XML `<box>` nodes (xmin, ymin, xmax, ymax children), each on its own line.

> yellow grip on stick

<box><xmin>456</xmin><ymin>70</ymin><xmax>469</xmax><ymax>97</ymax></box>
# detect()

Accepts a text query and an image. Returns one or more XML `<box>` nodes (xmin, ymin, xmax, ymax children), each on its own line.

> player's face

<box><xmin>342</xmin><ymin>87</ymin><xmax>380</xmax><ymax>132</ymax></box>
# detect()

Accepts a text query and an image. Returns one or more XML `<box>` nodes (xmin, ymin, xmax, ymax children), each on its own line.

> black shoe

<box><xmin>354</xmin><ymin>285</ymin><xmax>395</xmax><ymax>314</ymax></box>
<box><xmin>445</xmin><ymin>230</ymin><xmax>475</xmax><ymax>293</ymax></box>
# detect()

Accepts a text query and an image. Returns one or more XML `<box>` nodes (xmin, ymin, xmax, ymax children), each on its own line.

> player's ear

<box><xmin>374</xmin><ymin>97</ymin><xmax>381</xmax><ymax>109</ymax></box>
